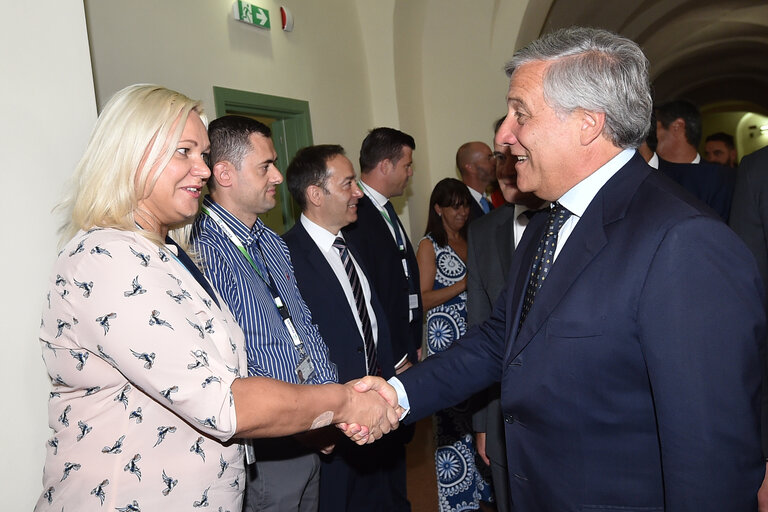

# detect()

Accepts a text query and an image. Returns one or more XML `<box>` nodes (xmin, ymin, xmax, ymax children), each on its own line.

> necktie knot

<box><xmin>332</xmin><ymin>236</ymin><xmax>347</xmax><ymax>253</ymax></box>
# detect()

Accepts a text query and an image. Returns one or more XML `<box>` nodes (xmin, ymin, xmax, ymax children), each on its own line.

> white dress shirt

<box><xmin>300</xmin><ymin>214</ymin><xmax>379</xmax><ymax>349</ymax></box>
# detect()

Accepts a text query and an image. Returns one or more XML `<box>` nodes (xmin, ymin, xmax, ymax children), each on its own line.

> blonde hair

<box><xmin>58</xmin><ymin>84</ymin><xmax>207</xmax><ymax>248</ymax></box>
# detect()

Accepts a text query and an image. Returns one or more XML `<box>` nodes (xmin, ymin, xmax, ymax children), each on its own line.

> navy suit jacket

<box><xmin>343</xmin><ymin>194</ymin><xmax>422</xmax><ymax>364</ymax></box>
<box><xmin>283</xmin><ymin>221</ymin><xmax>403</xmax><ymax>511</ymax></box>
<box><xmin>399</xmin><ymin>152</ymin><xmax>765</xmax><ymax>511</ymax></box>
<box><xmin>282</xmin><ymin>221</ymin><xmax>395</xmax><ymax>382</ymax></box>
<box><xmin>657</xmin><ymin>158</ymin><xmax>734</xmax><ymax>221</ymax></box>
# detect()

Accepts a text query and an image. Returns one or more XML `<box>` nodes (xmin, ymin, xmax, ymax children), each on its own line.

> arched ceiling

<box><xmin>539</xmin><ymin>0</ymin><xmax>768</xmax><ymax>114</ymax></box>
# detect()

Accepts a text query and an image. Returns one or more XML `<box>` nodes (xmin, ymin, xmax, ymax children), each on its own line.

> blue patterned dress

<box><xmin>424</xmin><ymin>235</ymin><xmax>493</xmax><ymax>511</ymax></box>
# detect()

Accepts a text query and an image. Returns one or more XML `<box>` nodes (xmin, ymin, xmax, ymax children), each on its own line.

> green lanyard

<box><xmin>201</xmin><ymin>205</ymin><xmax>268</xmax><ymax>284</ymax></box>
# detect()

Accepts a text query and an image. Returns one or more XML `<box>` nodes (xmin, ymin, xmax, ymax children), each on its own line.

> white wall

<box><xmin>84</xmin><ymin>0</ymin><xmax>531</xmax><ymax>238</ymax></box>
<box><xmin>0</xmin><ymin>2</ymin><xmax>96</xmax><ymax>509</ymax></box>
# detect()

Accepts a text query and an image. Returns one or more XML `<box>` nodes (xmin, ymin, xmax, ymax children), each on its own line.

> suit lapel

<box><xmin>505</xmin><ymin>152</ymin><xmax>650</xmax><ymax>362</ymax></box>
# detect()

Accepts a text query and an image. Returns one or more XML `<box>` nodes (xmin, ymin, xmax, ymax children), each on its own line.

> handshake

<box><xmin>335</xmin><ymin>376</ymin><xmax>404</xmax><ymax>444</ymax></box>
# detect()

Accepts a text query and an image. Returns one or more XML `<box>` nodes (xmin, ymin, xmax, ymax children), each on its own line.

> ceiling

<box><xmin>539</xmin><ymin>0</ymin><xmax>768</xmax><ymax>115</ymax></box>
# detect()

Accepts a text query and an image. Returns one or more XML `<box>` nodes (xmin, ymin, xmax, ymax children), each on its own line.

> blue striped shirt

<box><xmin>191</xmin><ymin>196</ymin><xmax>337</xmax><ymax>384</ymax></box>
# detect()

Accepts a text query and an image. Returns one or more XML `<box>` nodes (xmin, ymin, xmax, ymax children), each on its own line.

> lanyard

<box><xmin>201</xmin><ymin>206</ymin><xmax>305</xmax><ymax>352</ymax></box>
<box><xmin>358</xmin><ymin>182</ymin><xmax>410</xmax><ymax>278</ymax></box>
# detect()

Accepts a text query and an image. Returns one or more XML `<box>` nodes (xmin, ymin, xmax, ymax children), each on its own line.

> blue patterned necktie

<box><xmin>479</xmin><ymin>196</ymin><xmax>493</xmax><ymax>214</ymax></box>
<box><xmin>333</xmin><ymin>237</ymin><xmax>380</xmax><ymax>376</ymax></box>
<box><xmin>518</xmin><ymin>203</ymin><xmax>572</xmax><ymax>332</ymax></box>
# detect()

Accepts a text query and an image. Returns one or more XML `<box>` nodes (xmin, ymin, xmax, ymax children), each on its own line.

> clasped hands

<box><xmin>337</xmin><ymin>376</ymin><xmax>404</xmax><ymax>444</ymax></box>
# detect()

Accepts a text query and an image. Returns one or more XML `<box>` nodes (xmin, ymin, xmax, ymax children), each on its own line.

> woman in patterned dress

<box><xmin>36</xmin><ymin>84</ymin><xmax>399</xmax><ymax>512</ymax></box>
<box><xmin>416</xmin><ymin>178</ymin><xmax>493</xmax><ymax>512</ymax></box>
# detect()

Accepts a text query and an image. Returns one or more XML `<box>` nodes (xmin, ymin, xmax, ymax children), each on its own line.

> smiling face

<box><xmin>495</xmin><ymin>60</ymin><xmax>584</xmax><ymax>201</ymax></box>
<box><xmin>317</xmin><ymin>154</ymin><xmax>363</xmax><ymax>234</ymax></box>
<box><xmin>436</xmin><ymin>201</ymin><xmax>470</xmax><ymax>234</ymax></box>
<box><xmin>138</xmin><ymin>111</ymin><xmax>210</xmax><ymax>235</ymax></box>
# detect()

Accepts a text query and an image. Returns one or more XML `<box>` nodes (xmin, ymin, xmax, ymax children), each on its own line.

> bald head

<box><xmin>456</xmin><ymin>141</ymin><xmax>495</xmax><ymax>192</ymax></box>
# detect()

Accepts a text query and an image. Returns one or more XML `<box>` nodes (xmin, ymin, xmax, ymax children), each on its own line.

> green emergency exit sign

<box><xmin>234</xmin><ymin>1</ymin><xmax>270</xmax><ymax>29</ymax></box>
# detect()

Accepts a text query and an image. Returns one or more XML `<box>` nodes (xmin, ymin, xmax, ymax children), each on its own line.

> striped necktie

<box><xmin>333</xmin><ymin>237</ymin><xmax>380</xmax><ymax>376</ymax></box>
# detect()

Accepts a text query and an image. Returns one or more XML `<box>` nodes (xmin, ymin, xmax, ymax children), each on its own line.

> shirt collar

<box><xmin>692</xmin><ymin>152</ymin><xmax>701</xmax><ymax>164</ymax></box>
<box><xmin>203</xmin><ymin>195</ymin><xmax>263</xmax><ymax>244</ymax></box>
<box><xmin>300</xmin><ymin>214</ymin><xmax>340</xmax><ymax>253</ymax></box>
<box><xmin>359</xmin><ymin>180</ymin><xmax>388</xmax><ymax>208</ymax></box>
<box><xmin>557</xmin><ymin>148</ymin><xmax>635</xmax><ymax>218</ymax></box>
<box><xmin>648</xmin><ymin>152</ymin><xmax>659</xmax><ymax>169</ymax></box>
<box><xmin>466</xmin><ymin>185</ymin><xmax>484</xmax><ymax>204</ymax></box>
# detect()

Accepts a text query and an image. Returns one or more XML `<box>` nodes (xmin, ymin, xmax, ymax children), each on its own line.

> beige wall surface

<box><xmin>85</xmin><ymin>0</ymin><xmax>530</xmax><ymax>238</ymax></box>
<box><xmin>1</xmin><ymin>2</ymin><xmax>97</xmax><ymax>509</ymax></box>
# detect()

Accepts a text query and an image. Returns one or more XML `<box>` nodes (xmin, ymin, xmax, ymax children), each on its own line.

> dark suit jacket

<box><xmin>657</xmin><ymin>158</ymin><xmax>734</xmax><ymax>221</ymax></box>
<box><xmin>468</xmin><ymin>193</ymin><xmax>486</xmax><ymax>223</ymax></box>
<box><xmin>466</xmin><ymin>203</ymin><xmax>517</xmax><ymax>466</ymax></box>
<box><xmin>729</xmin><ymin>144</ymin><xmax>768</xmax><ymax>455</ymax></box>
<box><xmin>343</xmin><ymin>194</ymin><xmax>423</xmax><ymax>364</ymax></box>
<box><xmin>400</xmin><ymin>152</ymin><xmax>765</xmax><ymax>510</ymax></box>
<box><xmin>283</xmin><ymin>221</ymin><xmax>402</xmax><ymax>512</ymax></box>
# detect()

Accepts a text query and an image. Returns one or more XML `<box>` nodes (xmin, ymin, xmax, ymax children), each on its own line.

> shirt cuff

<box><xmin>387</xmin><ymin>376</ymin><xmax>411</xmax><ymax>420</ymax></box>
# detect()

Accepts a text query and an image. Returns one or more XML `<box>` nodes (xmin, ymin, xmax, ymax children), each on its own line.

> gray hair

<box><xmin>505</xmin><ymin>27</ymin><xmax>651</xmax><ymax>149</ymax></box>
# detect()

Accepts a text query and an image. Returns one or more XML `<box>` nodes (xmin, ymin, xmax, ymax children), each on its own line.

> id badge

<box><xmin>409</xmin><ymin>293</ymin><xmax>419</xmax><ymax>310</ymax></box>
<box><xmin>295</xmin><ymin>353</ymin><xmax>316</xmax><ymax>384</ymax></box>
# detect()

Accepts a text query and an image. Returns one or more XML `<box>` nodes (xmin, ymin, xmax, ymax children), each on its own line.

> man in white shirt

<box><xmin>282</xmin><ymin>144</ymin><xmax>403</xmax><ymax>512</ymax></box>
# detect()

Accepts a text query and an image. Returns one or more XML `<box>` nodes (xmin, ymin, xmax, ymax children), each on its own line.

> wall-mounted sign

<box><xmin>233</xmin><ymin>1</ymin><xmax>270</xmax><ymax>29</ymax></box>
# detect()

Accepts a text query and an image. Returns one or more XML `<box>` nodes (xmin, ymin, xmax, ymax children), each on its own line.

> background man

<box><xmin>728</xmin><ymin>144</ymin><xmax>768</xmax><ymax>511</ymax></box>
<box><xmin>467</xmin><ymin>116</ymin><xmax>546</xmax><ymax>512</ymax></box>
<box><xmin>283</xmin><ymin>144</ymin><xmax>403</xmax><ymax>512</ymax></box>
<box><xmin>456</xmin><ymin>141</ymin><xmax>497</xmax><ymax>220</ymax></box>
<box><xmin>356</xmin><ymin>27</ymin><xmax>764</xmax><ymax>510</ymax></box>
<box><xmin>191</xmin><ymin>116</ymin><xmax>337</xmax><ymax>512</ymax></box>
<box><xmin>654</xmin><ymin>100</ymin><xmax>734</xmax><ymax>220</ymax></box>
<box><xmin>342</xmin><ymin>127</ymin><xmax>421</xmax><ymax>511</ymax></box>
<box><xmin>705</xmin><ymin>131</ymin><xmax>738</xmax><ymax>168</ymax></box>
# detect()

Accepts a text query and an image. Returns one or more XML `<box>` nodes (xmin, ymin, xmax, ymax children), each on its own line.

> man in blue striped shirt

<box><xmin>191</xmin><ymin>115</ymin><xmax>337</xmax><ymax>512</ymax></box>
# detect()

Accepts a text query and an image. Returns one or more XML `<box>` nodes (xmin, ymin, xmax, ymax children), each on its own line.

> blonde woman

<box><xmin>37</xmin><ymin>84</ymin><xmax>398</xmax><ymax>511</ymax></box>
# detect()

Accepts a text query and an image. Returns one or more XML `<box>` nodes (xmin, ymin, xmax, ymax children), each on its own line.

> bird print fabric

<box><xmin>36</xmin><ymin>228</ymin><xmax>247</xmax><ymax>511</ymax></box>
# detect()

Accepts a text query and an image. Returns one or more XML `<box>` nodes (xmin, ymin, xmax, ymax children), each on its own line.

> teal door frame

<box><xmin>212</xmin><ymin>86</ymin><xmax>314</xmax><ymax>232</ymax></box>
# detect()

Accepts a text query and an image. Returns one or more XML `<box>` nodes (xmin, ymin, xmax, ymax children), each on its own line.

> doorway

<box><xmin>212</xmin><ymin>86</ymin><xmax>314</xmax><ymax>234</ymax></box>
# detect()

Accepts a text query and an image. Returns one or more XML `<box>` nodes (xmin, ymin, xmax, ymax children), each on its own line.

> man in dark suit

<box><xmin>457</xmin><ymin>141</ymin><xmax>496</xmax><ymax>221</ymax></box>
<box><xmin>350</xmin><ymin>27</ymin><xmax>765</xmax><ymax>510</ymax></box>
<box><xmin>283</xmin><ymin>144</ymin><xmax>405</xmax><ymax>512</ymax></box>
<box><xmin>655</xmin><ymin>100</ymin><xmax>734</xmax><ymax>220</ymax></box>
<box><xmin>729</xmin><ymin>144</ymin><xmax>768</xmax><ymax>511</ymax></box>
<box><xmin>467</xmin><ymin>116</ymin><xmax>546</xmax><ymax>512</ymax></box>
<box><xmin>343</xmin><ymin>127</ymin><xmax>422</xmax><ymax>373</ymax></box>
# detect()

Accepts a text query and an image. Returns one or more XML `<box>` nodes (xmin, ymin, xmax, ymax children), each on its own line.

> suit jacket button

<box><xmin>504</xmin><ymin>414</ymin><xmax>514</xmax><ymax>424</ymax></box>
<box><xmin>357</xmin><ymin>346</ymin><xmax>363</xmax><ymax>353</ymax></box>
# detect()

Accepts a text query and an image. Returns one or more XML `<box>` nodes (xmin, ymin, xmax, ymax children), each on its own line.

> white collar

<box><xmin>300</xmin><ymin>214</ymin><xmax>341</xmax><ymax>253</ymax></box>
<box><xmin>359</xmin><ymin>180</ymin><xmax>388</xmax><ymax>208</ymax></box>
<box><xmin>466</xmin><ymin>185</ymin><xmax>484</xmax><ymax>204</ymax></box>
<box><xmin>557</xmin><ymin>148</ymin><xmax>635</xmax><ymax>218</ymax></box>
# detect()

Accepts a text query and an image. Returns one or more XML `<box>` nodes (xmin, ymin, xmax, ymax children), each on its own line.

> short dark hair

<box><xmin>286</xmin><ymin>144</ymin><xmax>346</xmax><ymax>212</ymax></box>
<box><xmin>359</xmin><ymin>127</ymin><xmax>415</xmax><ymax>173</ymax></box>
<box><xmin>655</xmin><ymin>100</ymin><xmax>701</xmax><ymax>147</ymax></box>
<box><xmin>208</xmin><ymin>115</ymin><xmax>271</xmax><ymax>169</ymax></box>
<box><xmin>705</xmin><ymin>132</ymin><xmax>735</xmax><ymax>149</ymax></box>
<box><xmin>424</xmin><ymin>178</ymin><xmax>472</xmax><ymax>247</ymax></box>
